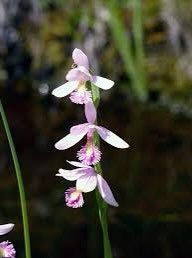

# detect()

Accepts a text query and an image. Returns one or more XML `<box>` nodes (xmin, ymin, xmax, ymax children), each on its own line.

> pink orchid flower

<box><xmin>52</xmin><ymin>48</ymin><xmax>114</xmax><ymax>104</ymax></box>
<box><xmin>55</xmin><ymin>101</ymin><xmax>129</xmax><ymax>151</ymax></box>
<box><xmin>0</xmin><ymin>224</ymin><xmax>14</xmax><ymax>236</ymax></box>
<box><xmin>56</xmin><ymin>161</ymin><xmax>119</xmax><ymax>208</ymax></box>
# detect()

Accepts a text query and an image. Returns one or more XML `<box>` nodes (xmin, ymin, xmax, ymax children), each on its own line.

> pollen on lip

<box><xmin>77</xmin><ymin>82</ymin><xmax>86</xmax><ymax>90</ymax></box>
<box><xmin>65</xmin><ymin>187</ymin><xmax>84</xmax><ymax>208</ymax></box>
<box><xmin>77</xmin><ymin>141</ymin><xmax>101</xmax><ymax>165</ymax></box>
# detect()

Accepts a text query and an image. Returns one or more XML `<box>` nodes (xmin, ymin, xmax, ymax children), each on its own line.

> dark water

<box><xmin>0</xmin><ymin>1</ymin><xmax>192</xmax><ymax>258</ymax></box>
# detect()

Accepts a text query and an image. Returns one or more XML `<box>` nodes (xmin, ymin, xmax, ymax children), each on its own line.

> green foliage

<box><xmin>106</xmin><ymin>0</ymin><xmax>147</xmax><ymax>101</ymax></box>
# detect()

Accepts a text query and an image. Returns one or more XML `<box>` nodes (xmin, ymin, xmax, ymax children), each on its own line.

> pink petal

<box><xmin>66</xmin><ymin>68</ymin><xmax>80</xmax><ymax>81</ymax></box>
<box><xmin>77</xmin><ymin>142</ymin><xmax>101</xmax><ymax>165</ymax></box>
<box><xmin>69</xmin><ymin>89</ymin><xmax>92</xmax><ymax>104</ymax></box>
<box><xmin>52</xmin><ymin>81</ymin><xmax>78</xmax><ymax>97</ymax></box>
<box><xmin>77</xmin><ymin>66</ymin><xmax>91</xmax><ymax>77</ymax></box>
<box><xmin>91</xmin><ymin>76</ymin><xmax>114</xmax><ymax>90</ymax></box>
<box><xmin>0</xmin><ymin>224</ymin><xmax>14</xmax><ymax>235</ymax></box>
<box><xmin>65</xmin><ymin>187</ymin><xmax>84</xmax><ymax>208</ymax></box>
<box><xmin>97</xmin><ymin>174</ymin><xmax>119</xmax><ymax>207</ymax></box>
<box><xmin>66</xmin><ymin>67</ymin><xmax>91</xmax><ymax>82</ymax></box>
<box><xmin>55</xmin><ymin>133</ymin><xmax>86</xmax><ymax>150</ymax></box>
<box><xmin>85</xmin><ymin>101</ymin><xmax>97</xmax><ymax>124</ymax></box>
<box><xmin>72</xmin><ymin>48</ymin><xmax>89</xmax><ymax>69</ymax></box>
<box><xmin>70</xmin><ymin>123</ymin><xmax>89</xmax><ymax>135</ymax></box>
<box><xmin>56</xmin><ymin>168</ymin><xmax>87</xmax><ymax>181</ymax></box>
<box><xmin>66</xmin><ymin>160</ymin><xmax>91</xmax><ymax>168</ymax></box>
<box><xmin>76</xmin><ymin>172</ymin><xmax>97</xmax><ymax>193</ymax></box>
<box><xmin>96</xmin><ymin>126</ymin><xmax>129</xmax><ymax>149</ymax></box>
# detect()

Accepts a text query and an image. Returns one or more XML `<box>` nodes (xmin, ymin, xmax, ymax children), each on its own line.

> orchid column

<box><xmin>52</xmin><ymin>48</ymin><xmax>129</xmax><ymax>258</ymax></box>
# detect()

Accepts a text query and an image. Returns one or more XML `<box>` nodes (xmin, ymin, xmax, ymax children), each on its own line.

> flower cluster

<box><xmin>52</xmin><ymin>48</ymin><xmax>129</xmax><ymax>208</ymax></box>
<box><xmin>0</xmin><ymin>224</ymin><xmax>16</xmax><ymax>258</ymax></box>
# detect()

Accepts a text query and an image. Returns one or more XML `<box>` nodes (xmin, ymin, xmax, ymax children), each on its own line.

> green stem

<box><xmin>0</xmin><ymin>100</ymin><xmax>31</xmax><ymax>258</ymax></box>
<box><xmin>95</xmin><ymin>164</ymin><xmax>113</xmax><ymax>258</ymax></box>
<box><xmin>91</xmin><ymin>85</ymin><xmax>113</xmax><ymax>258</ymax></box>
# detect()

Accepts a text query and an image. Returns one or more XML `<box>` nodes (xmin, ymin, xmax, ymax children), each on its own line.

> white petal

<box><xmin>96</xmin><ymin>126</ymin><xmax>129</xmax><ymax>149</ymax></box>
<box><xmin>52</xmin><ymin>81</ymin><xmax>78</xmax><ymax>97</ymax></box>
<box><xmin>66</xmin><ymin>160</ymin><xmax>91</xmax><ymax>168</ymax></box>
<box><xmin>76</xmin><ymin>173</ymin><xmax>97</xmax><ymax>193</ymax></box>
<box><xmin>97</xmin><ymin>174</ymin><xmax>119</xmax><ymax>207</ymax></box>
<box><xmin>0</xmin><ymin>223</ymin><xmax>14</xmax><ymax>235</ymax></box>
<box><xmin>85</xmin><ymin>101</ymin><xmax>96</xmax><ymax>124</ymax></box>
<box><xmin>55</xmin><ymin>133</ymin><xmax>86</xmax><ymax>150</ymax></box>
<box><xmin>56</xmin><ymin>168</ymin><xmax>87</xmax><ymax>181</ymax></box>
<box><xmin>91</xmin><ymin>76</ymin><xmax>114</xmax><ymax>90</ymax></box>
<box><xmin>70</xmin><ymin>123</ymin><xmax>89</xmax><ymax>135</ymax></box>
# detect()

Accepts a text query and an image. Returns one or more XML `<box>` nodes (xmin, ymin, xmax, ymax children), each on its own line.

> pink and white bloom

<box><xmin>0</xmin><ymin>224</ymin><xmax>14</xmax><ymax>236</ymax></box>
<box><xmin>0</xmin><ymin>241</ymin><xmax>16</xmax><ymax>258</ymax></box>
<box><xmin>52</xmin><ymin>48</ymin><xmax>114</xmax><ymax>104</ymax></box>
<box><xmin>55</xmin><ymin>101</ymin><xmax>129</xmax><ymax>151</ymax></box>
<box><xmin>56</xmin><ymin>160</ymin><xmax>119</xmax><ymax>207</ymax></box>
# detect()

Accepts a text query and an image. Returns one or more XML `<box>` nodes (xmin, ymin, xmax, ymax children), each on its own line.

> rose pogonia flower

<box><xmin>52</xmin><ymin>48</ymin><xmax>114</xmax><ymax>104</ymax></box>
<box><xmin>55</xmin><ymin>101</ymin><xmax>129</xmax><ymax>151</ymax></box>
<box><xmin>0</xmin><ymin>224</ymin><xmax>14</xmax><ymax>236</ymax></box>
<box><xmin>56</xmin><ymin>160</ymin><xmax>119</xmax><ymax>207</ymax></box>
<box><xmin>0</xmin><ymin>241</ymin><xmax>16</xmax><ymax>258</ymax></box>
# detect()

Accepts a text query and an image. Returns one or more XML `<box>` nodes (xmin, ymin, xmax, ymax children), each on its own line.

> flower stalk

<box><xmin>91</xmin><ymin>84</ymin><xmax>113</xmax><ymax>258</ymax></box>
<box><xmin>0</xmin><ymin>100</ymin><xmax>31</xmax><ymax>258</ymax></box>
<box><xmin>52</xmin><ymin>48</ymin><xmax>129</xmax><ymax>258</ymax></box>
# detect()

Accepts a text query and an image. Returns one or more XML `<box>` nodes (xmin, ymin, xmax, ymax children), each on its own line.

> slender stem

<box><xmin>91</xmin><ymin>84</ymin><xmax>113</xmax><ymax>258</ymax></box>
<box><xmin>95</xmin><ymin>164</ymin><xmax>113</xmax><ymax>258</ymax></box>
<box><xmin>0</xmin><ymin>100</ymin><xmax>31</xmax><ymax>258</ymax></box>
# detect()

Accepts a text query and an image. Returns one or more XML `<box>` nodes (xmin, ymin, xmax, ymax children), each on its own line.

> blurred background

<box><xmin>0</xmin><ymin>0</ymin><xmax>192</xmax><ymax>257</ymax></box>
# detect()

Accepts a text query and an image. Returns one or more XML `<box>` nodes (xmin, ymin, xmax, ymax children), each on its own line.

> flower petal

<box><xmin>91</xmin><ymin>76</ymin><xmax>114</xmax><ymax>90</ymax></box>
<box><xmin>0</xmin><ymin>224</ymin><xmax>14</xmax><ymax>235</ymax></box>
<box><xmin>72</xmin><ymin>48</ymin><xmax>89</xmax><ymax>69</ymax></box>
<box><xmin>56</xmin><ymin>168</ymin><xmax>87</xmax><ymax>181</ymax></box>
<box><xmin>52</xmin><ymin>81</ymin><xmax>78</xmax><ymax>97</ymax></box>
<box><xmin>66</xmin><ymin>68</ymin><xmax>80</xmax><ymax>81</ymax></box>
<box><xmin>55</xmin><ymin>133</ymin><xmax>86</xmax><ymax>150</ymax></box>
<box><xmin>97</xmin><ymin>174</ymin><xmax>119</xmax><ymax>207</ymax></box>
<box><xmin>70</xmin><ymin>123</ymin><xmax>89</xmax><ymax>135</ymax></box>
<box><xmin>96</xmin><ymin>126</ymin><xmax>129</xmax><ymax>149</ymax></box>
<box><xmin>76</xmin><ymin>171</ymin><xmax>97</xmax><ymax>193</ymax></box>
<box><xmin>77</xmin><ymin>66</ymin><xmax>91</xmax><ymax>77</ymax></box>
<box><xmin>65</xmin><ymin>187</ymin><xmax>84</xmax><ymax>208</ymax></box>
<box><xmin>85</xmin><ymin>101</ymin><xmax>97</xmax><ymax>124</ymax></box>
<box><xmin>66</xmin><ymin>67</ymin><xmax>91</xmax><ymax>82</ymax></box>
<box><xmin>66</xmin><ymin>160</ymin><xmax>91</xmax><ymax>168</ymax></box>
